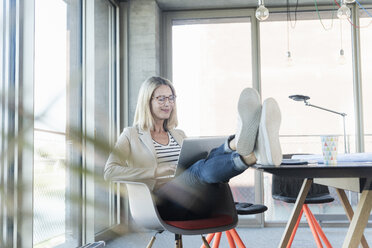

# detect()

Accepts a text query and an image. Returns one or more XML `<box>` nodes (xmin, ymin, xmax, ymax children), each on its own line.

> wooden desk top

<box><xmin>252</xmin><ymin>162</ymin><xmax>372</xmax><ymax>179</ymax></box>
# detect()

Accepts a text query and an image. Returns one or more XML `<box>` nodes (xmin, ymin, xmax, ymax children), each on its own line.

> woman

<box><xmin>104</xmin><ymin>76</ymin><xmax>282</xmax><ymax>220</ymax></box>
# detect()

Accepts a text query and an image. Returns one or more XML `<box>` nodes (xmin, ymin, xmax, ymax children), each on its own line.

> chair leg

<box><xmin>304</xmin><ymin>205</ymin><xmax>333</xmax><ymax>248</ymax></box>
<box><xmin>146</xmin><ymin>231</ymin><xmax>163</xmax><ymax>248</ymax></box>
<box><xmin>146</xmin><ymin>236</ymin><xmax>156</xmax><ymax>248</ymax></box>
<box><xmin>201</xmin><ymin>233</ymin><xmax>215</xmax><ymax>248</ymax></box>
<box><xmin>175</xmin><ymin>234</ymin><xmax>183</xmax><ymax>248</ymax></box>
<box><xmin>201</xmin><ymin>229</ymin><xmax>247</xmax><ymax>248</ymax></box>
<box><xmin>229</xmin><ymin>229</ymin><xmax>246</xmax><ymax>248</ymax></box>
<box><xmin>201</xmin><ymin>230</ymin><xmax>246</xmax><ymax>248</ymax></box>
<box><xmin>201</xmin><ymin>235</ymin><xmax>212</xmax><ymax>248</ymax></box>
<box><xmin>287</xmin><ymin>208</ymin><xmax>304</xmax><ymax>248</ymax></box>
<box><xmin>303</xmin><ymin>204</ymin><xmax>323</xmax><ymax>248</ymax></box>
<box><xmin>225</xmin><ymin>231</ymin><xmax>236</xmax><ymax>248</ymax></box>
<box><xmin>212</xmin><ymin>232</ymin><xmax>222</xmax><ymax>248</ymax></box>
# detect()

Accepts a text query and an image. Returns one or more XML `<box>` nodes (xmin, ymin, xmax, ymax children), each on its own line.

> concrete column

<box><xmin>128</xmin><ymin>0</ymin><xmax>161</xmax><ymax>125</ymax></box>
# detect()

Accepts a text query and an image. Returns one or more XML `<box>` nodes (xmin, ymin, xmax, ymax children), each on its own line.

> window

<box><xmin>34</xmin><ymin>0</ymin><xmax>119</xmax><ymax>245</ymax></box>
<box><xmin>173</xmin><ymin>19</ymin><xmax>253</xmax><ymax>137</ymax></box>
<box><xmin>260</xmin><ymin>11</ymin><xmax>356</xmax><ymax>222</ymax></box>
<box><xmin>34</xmin><ymin>0</ymin><xmax>81</xmax><ymax>246</ymax></box>
<box><xmin>171</xmin><ymin>14</ymin><xmax>260</xmax><ymax>223</ymax></box>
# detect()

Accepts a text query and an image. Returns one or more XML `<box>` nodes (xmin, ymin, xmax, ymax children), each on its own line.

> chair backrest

<box><xmin>272</xmin><ymin>175</ymin><xmax>331</xmax><ymax>199</ymax></box>
<box><xmin>124</xmin><ymin>181</ymin><xmax>165</xmax><ymax>231</ymax></box>
<box><xmin>162</xmin><ymin>183</ymin><xmax>238</xmax><ymax>235</ymax></box>
<box><xmin>272</xmin><ymin>154</ymin><xmax>332</xmax><ymax>203</ymax></box>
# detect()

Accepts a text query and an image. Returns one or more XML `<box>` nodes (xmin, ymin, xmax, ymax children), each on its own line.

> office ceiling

<box><xmin>156</xmin><ymin>0</ymin><xmax>369</xmax><ymax>10</ymax></box>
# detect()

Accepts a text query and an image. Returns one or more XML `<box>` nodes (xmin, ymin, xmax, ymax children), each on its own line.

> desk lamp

<box><xmin>289</xmin><ymin>95</ymin><xmax>348</xmax><ymax>153</ymax></box>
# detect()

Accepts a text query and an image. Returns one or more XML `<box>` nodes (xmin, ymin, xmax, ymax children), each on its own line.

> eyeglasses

<box><xmin>152</xmin><ymin>95</ymin><xmax>176</xmax><ymax>104</ymax></box>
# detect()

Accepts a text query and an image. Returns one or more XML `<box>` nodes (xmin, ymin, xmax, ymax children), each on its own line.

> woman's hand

<box><xmin>155</xmin><ymin>164</ymin><xmax>176</xmax><ymax>178</ymax></box>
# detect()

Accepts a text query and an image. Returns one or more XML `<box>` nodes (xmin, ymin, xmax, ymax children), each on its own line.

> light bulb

<box><xmin>337</xmin><ymin>4</ymin><xmax>351</xmax><ymax>19</ymax></box>
<box><xmin>344</xmin><ymin>0</ymin><xmax>355</xmax><ymax>3</ymax></box>
<box><xmin>338</xmin><ymin>49</ymin><xmax>346</xmax><ymax>65</ymax></box>
<box><xmin>256</xmin><ymin>5</ymin><xmax>269</xmax><ymax>21</ymax></box>
<box><xmin>286</xmin><ymin>51</ymin><xmax>293</xmax><ymax>67</ymax></box>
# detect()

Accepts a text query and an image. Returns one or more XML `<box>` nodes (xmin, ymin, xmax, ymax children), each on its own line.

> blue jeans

<box><xmin>154</xmin><ymin>137</ymin><xmax>248</xmax><ymax>220</ymax></box>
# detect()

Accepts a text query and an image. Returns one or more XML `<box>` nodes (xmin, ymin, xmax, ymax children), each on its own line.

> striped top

<box><xmin>152</xmin><ymin>132</ymin><xmax>181</xmax><ymax>166</ymax></box>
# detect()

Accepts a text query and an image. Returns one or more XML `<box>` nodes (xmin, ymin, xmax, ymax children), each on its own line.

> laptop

<box><xmin>155</xmin><ymin>136</ymin><xmax>226</xmax><ymax>179</ymax></box>
<box><xmin>176</xmin><ymin>136</ymin><xmax>227</xmax><ymax>176</ymax></box>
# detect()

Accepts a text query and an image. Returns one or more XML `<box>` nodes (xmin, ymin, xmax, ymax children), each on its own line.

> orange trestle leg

<box><xmin>212</xmin><ymin>232</ymin><xmax>222</xmax><ymax>248</ymax></box>
<box><xmin>200</xmin><ymin>229</ymin><xmax>247</xmax><ymax>248</ymax></box>
<box><xmin>304</xmin><ymin>205</ymin><xmax>333</xmax><ymax>248</ymax></box>
<box><xmin>287</xmin><ymin>208</ymin><xmax>304</xmax><ymax>248</ymax></box>
<box><xmin>303</xmin><ymin>205</ymin><xmax>323</xmax><ymax>248</ymax></box>
<box><xmin>201</xmin><ymin>205</ymin><xmax>333</xmax><ymax>248</ymax></box>
<box><xmin>225</xmin><ymin>230</ymin><xmax>237</xmax><ymax>248</ymax></box>
<box><xmin>229</xmin><ymin>229</ymin><xmax>246</xmax><ymax>248</ymax></box>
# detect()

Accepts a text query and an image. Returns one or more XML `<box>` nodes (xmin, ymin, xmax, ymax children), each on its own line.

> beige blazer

<box><xmin>104</xmin><ymin>126</ymin><xmax>186</xmax><ymax>190</ymax></box>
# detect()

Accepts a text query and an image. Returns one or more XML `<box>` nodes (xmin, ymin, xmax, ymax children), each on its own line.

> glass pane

<box><xmin>34</xmin><ymin>0</ymin><xmax>80</xmax><ymax>247</ymax></box>
<box><xmin>34</xmin><ymin>0</ymin><xmax>66</xmax><ymax>133</ymax></box>
<box><xmin>260</xmin><ymin>13</ymin><xmax>355</xmax><ymax>222</ymax></box>
<box><xmin>172</xmin><ymin>19</ymin><xmax>256</xmax><ymax>210</ymax></box>
<box><xmin>173</xmin><ymin>20</ymin><xmax>252</xmax><ymax>137</ymax></box>
<box><xmin>360</xmin><ymin>14</ymin><xmax>372</xmax><ymax>151</ymax></box>
<box><xmin>34</xmin><ymin>131</ymin><xmax>66</xmax><ymax>246</ymax></box>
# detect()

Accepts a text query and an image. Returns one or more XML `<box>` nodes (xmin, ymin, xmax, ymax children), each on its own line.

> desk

<box><xmin>253</xmin><ymin>162</ymin><xmax>372</xmax><ymax>248</ymax></box>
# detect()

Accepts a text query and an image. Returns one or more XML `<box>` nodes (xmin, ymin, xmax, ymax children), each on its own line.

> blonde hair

<box><xmin>133</xmin><ymin>76</ymin><xmax>178</xmax><ymax>131</ymax></box>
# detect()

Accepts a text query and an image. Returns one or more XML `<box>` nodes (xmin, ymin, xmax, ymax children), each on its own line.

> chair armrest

<box><xmin>115</xmin><ymin>180</ymin><xmax>164</xmax><ymax>231</ymax></box>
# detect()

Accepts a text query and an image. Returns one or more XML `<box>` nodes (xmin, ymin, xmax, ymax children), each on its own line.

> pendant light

<box><xmin>256</xmin><ymin>0</ymin><xmax>269</xmax><ymax>21</ymax></box>
<box><xmin>338</xmin><ymin>20</ymin><xmax>346</xmax><ymax>65</ymax></box>
<box><xmin>337</xmin><ymin>0</ymin><xmax>351</xmax><ymax>19</ymax></box>
<box><xmin>286</xmin><ymin>21</ymin><xmax>293</xmax><ymax>66</ymax></box>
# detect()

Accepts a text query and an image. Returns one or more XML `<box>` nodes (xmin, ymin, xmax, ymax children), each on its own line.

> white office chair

<box><xmin>115</xmin><ymin>180</ymin><xmax>238</xmax><ymax>248</ymax></box>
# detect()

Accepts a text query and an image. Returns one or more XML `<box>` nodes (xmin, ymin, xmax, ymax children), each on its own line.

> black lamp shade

<box><xmin>289</xmin><ymin>95</ymin><xmax>310</xmax><ymax>102</ymax></box>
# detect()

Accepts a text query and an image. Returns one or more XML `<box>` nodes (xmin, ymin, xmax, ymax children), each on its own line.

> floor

<box><xmin>105</xmin><ymin>226</ymin><xmax>372</xmax><ymax>248</ymax></box>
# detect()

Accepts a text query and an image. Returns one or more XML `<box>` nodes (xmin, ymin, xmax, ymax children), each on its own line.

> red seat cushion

<box><xmin>164</xmin><ymin>214</ymin><xmax>233</xmax><ymax>230</ymax></box>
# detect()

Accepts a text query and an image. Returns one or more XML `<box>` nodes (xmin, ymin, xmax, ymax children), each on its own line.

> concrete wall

<box><xmin>127</xmin><ymin>0</ymin><xmax>161</xmax><ymax>125</ymax></box>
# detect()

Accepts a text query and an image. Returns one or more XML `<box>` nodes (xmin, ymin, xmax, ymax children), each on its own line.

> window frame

<box><xmin>83</xmin><ymin>0</ymin><xmax>121</xmax><ymax>243</ymax></box>
<box><xmin>1</xmin><ymin>0</ymin><xmax>35</xmax><ymax>246</ymax></box>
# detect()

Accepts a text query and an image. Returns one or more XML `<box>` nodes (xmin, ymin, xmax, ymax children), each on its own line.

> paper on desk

<box><xmin>291</xmin><ymin>153</ymin><xmax>372</xmax><ymax>164</ymax></box>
